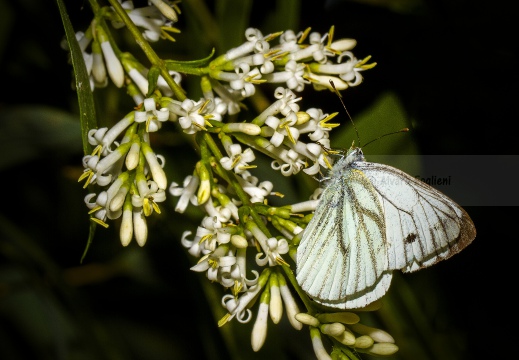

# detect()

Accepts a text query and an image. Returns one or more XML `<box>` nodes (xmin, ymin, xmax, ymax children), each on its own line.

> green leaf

<box><xmin>164</xmin><ymin>48</ymin><xmax>216</xmax><ymax>72</ymax></box>
<box><xmin>262</xmin><ymin>0</ymin><xmax>301</xmax><ymax>33</ymax></box>
<box><xmin>56</xmin><ymin>0</ymin><xmax>98</xmax><ymax>258</ymax></box>
<box><xmin>56</xmin><ymin>0</ymin><xmax>97</xmax><ymax>156</ymax></box>
<box><xmin>0</xmin><ymin>106</ymin><xmax>81</xmax><ymax>169</ymax></box>
<box><xmin>332</xmin><ymin>91</ymin><xmax>422</xmax><ymax>176</ymax></box>
<box><xmin>216</xmin><ymin>0</ymin><xmax>253</xmax><ymax>51</ymax></box>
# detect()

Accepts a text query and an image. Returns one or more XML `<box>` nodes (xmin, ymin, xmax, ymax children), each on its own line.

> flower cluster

<box><xmin>68</xmin><ymin>0</ymin><xmax>396</xmax><ymax>358</ymax></box>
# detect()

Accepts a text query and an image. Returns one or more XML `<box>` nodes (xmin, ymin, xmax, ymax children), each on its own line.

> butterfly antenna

<box><xmin>329</xmin><ymin>80</ymin><xmax>361</xmax><ymax>148</ymax></box>
<box><xmin>363</xmin><ymin>128</ymin><xmax>410</xmax><ymax>149</ymax></box>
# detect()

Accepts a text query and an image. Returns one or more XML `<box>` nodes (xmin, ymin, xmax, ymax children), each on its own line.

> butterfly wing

<box><xmin>296</xmin><ymin>166</ymin><xmax>393</xmax><ymax>309</ymax></box>
<box><xmin>354</xmin><ymin>161</ymin><xmax>476</xmax><ymax>273</ymax></box>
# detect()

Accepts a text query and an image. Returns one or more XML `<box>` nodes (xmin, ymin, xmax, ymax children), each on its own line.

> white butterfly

<box><xmin>296</xmin><ymin>146</ymin><xmax>476</xmax><ymax>309</ymax></box>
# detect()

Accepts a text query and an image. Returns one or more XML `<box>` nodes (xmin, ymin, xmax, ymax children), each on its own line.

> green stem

<box><xmin>106</xmin><ymin>0</ymin><xmax>185</xmax><ymax>101</ymax></box>
<box><xmin>280</xmin><ymin>263</ymin><xmax>315</xmax><ymax>313</ymax></box>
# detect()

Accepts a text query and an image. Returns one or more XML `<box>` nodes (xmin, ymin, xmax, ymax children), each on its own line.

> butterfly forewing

<box><xmin>356</xmin><ymin>162</ymin><xmax>476</xmax><ymax>273</ymax></box>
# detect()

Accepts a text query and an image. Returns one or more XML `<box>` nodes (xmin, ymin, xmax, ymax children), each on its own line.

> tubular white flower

<box><xmin>133</xmin><ymin>209</ymin><xmax>148</xmax><ymax>246</ymax></box>
<box><xmin>285</xmin><ymin>60</ymin><xmax>307</xmax><ymax>91</ymax></box>
<box><xmin>95</xmin><ymin>141</ymin><xmax>131</xmax><ymax>175</ymax></box>
<box><xmin>310</xmin><ymin>327</ymin><xmax>332</xmax><ymax>360</ymax></box>
<box><xmin>157</xmin><ymin>70</ymin><xmax>182</xmax><ymax>96</ymax></box>
<box><xmin>102</xmin><ymin>113</ymin><xmax>135</xmax><ymax>149</ymax></box>
<box><xmin>177</xmin><ymin>98</ymin><xmax>206</xmax><ymax>134</ymax></box>
<box><xmin>88</xmin><ymin>127</ymin><xmax>108</xmax><ymax>147</ymax></box>
<box><xmin>231</xmin><ymin>234</ymin><xmax>248</xmax><ymax>249</ymax></box>
<box><xmin>220</xmin><ymin>144</ymin><xmax>256</xmax><ymax>174</ymax></box>
<box><xmin>222</xmin><ymin>282</ymin><xmax>263</xmax><ymax>323</ymax></box>
<box><xmin>197</xmin><ymin>216</ymin><xmax>232</xmax><ymax>249</ymax></box>
<box><xmin>169</xmin><ymin>175</ymin><xmax>199</xmax><ymax>213</ymax></box>
<box><xmin>228</xmin><ymin>63</ymin><xmax>260</xmax><ymax>97</ymax></box>
<box><xmin>225</xmin><ymin>28</ymin><xmax>265</xmax><ymax>60</ymax></box>
<box><xmin>270</xmin><ymin>147</ymin><xmax>305</xmax><ymax>176</ymax></box>
<box><xmin>202</xmin><ymin>197</ymin><xmax>228</xmax><ymax>221</ymax></box>
<box><xmin>120</xmin><ymin>203</ymin><xmax>133</xmax><ymax>246</ymax></box>
<box><xmin>290</xmin><ymin>200</ymin><xmax>320</xmax><ymax>213</ymax></box>
<box><xmin>149</xmin><ymin>0</ymin><xmax>178</xmax><ymax>22</ymax></box>
<box><xmin>108</xmin><ymin>185</ymin><xmax>129</xmax><ymax>213</ymax></box>
<box><xmin>126</xmin><ymin>142</ymin><xmax>140</xmax><ymax>170</ymax></box>
<box><xmin>134</xmin><ymin>98</ymin><xmax>170</xmax><ymax>132</ymax></box>
<box><xmin>278</xmin><ymin>274</ymin><xmax>302</xmax><ymax>330</ymax></box>
<box><xmin>330</xmin><ymin>38</ymin><xmax>357</xmax><ymax>52</ymax></box>
<box><xmin>181</xmin><ymin>231</ymin><xmax>203</xmax><ymax>257</ymax></box>
<box><xmin>255</xmin><ymin>237</ymin><xmax>289</xmax><ymax>266</ymax></box>
<box><xmin>268</xmin><ymin>273</ymin><xmax>283</xmax><ymax>324</ymax></box>
<box><xmin>314</xmin><ymin>52</ymin><xmax>366</xmax><ymax>86</ymax></box>
<box><xmin>276</xmin><ymin>29</ymin><xmax>301</xmax><ymax>53</ymax></box>
<box><xmin>92</xmin><ymin>41</ymin><xmax>107</xmax><ymax>84</ymax></box>
<box><xmin>191</xmin><ymin>245</ymin><xmax>236</xmax><ymax>274</ymax></box>
<box><xmin>100</xmin><ymin>40</ymin><xmax>124</xmax><ymax>88</ymax></box>
<box><xmin>237</xmin><ymin>173</ymin><xmax>273</xmax><ymax>203</ymax></box>
<box><xmin>141</xmin><ymin>142</ymin><xmax>167</xmax><ymax>189</ymax></box>
<box><xmin>132</xmin><ymin>179</ymin><xmax>166</xmax><ymax>216</ymax></box>
<box><xmin>203</xmin><ymin>96</ymin><xmax>227</xmax><ymax>121</ymax></box>
<box><xmin>222</xmin><ymin>122</ymin><xmax>261</xmax><ymax>135</ymax></box>
<box><xmin>274</xmin><ymin>87</ymin><xmax>301</xmax><ymax>115</ymax></box>
<box><xmin>251</xmin><ymin>301</ymin><xmax>269</xmax><ymax>352</ymax></box>
<box><xmin>128</xmin><ymin>68</ymin><xmax>149</xmax><ymax>95</ymax></box>
<box><xmin>309</xmin><ymin>73</ymin><xmax>349</xmax><ymax>91</ymax></box>
<box><xmin>264</xmin><ymin>112</ymin><xmax>300</xmax><ymax>147</ymax></box>
<box><xmin>127</xmin><ymin>3</ymin><xmax>173</xmax><ymax>42</ymax></box>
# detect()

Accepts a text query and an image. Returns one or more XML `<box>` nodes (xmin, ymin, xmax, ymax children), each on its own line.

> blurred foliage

<box><xmin>0</xmin><ymin>0</ymin><xmax>517</xmax><ymax>359</ymax></box>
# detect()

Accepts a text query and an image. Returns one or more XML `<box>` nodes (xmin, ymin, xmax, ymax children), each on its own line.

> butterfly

<box><xmin>296</xmin><ymin>145</ymin><xmax>476</xmax><ymax>309</ymax></box>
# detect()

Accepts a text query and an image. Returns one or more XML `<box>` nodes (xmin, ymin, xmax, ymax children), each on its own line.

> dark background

<box><xmin>0</xmin><ymin>0</ymin><xmax>516</xmax><ymax>359</ymax></box>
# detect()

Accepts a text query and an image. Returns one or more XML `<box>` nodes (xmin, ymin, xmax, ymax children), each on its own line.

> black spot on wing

<box><xmin>405</xmin><ymin>233</ymin><xmax>417</xmax><ymax>244</ymax></box>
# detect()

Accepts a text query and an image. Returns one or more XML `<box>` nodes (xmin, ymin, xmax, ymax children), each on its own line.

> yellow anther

<box><xmin>90</xmin><ymin>217</ymin><xmax>109</xmax><ymax>228</ymax></box>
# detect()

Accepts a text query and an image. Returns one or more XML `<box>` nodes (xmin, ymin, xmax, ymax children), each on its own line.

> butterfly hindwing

<box><xmin>296</xmin><ymin>164</ymin><xmax>393</xmax><ymax>309</ymax></box>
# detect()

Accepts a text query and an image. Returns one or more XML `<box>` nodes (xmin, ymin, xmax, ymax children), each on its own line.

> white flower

<box><xmin>274</xmin><ymin>87</ymin><xmax>301</xmax><ymax>115</ymax></box>
<box><xmin>255</xmin><ymin>237</ymin><xmax>289</xmax><ymax>267</ymax></box>
<box><xmin>180</xmin><ymin>231</ymin><xmax>204</xmax><ymax>257</ymax></box>
<box><xmin>237</xmin><ymin>172</ymin><xmax>274</xmax><ymax>203</ymax></box>
<box><xmin>277</xmin><ymin>29</ymin><xmax>301</xmax><ymax>53</ymax></box>
<box><xmin>169</xmin><ymin>175</ymin><xmax>199</xmax><ymax>213</ymax></box>
<box><xmin>264</xmin><ymin>113</ymin><xmax>300</xmax><ymax>147</ymax></box>
<box><xmin>251</xmin><ymin>300</ymin><xmax>269</xmax><ymax>351</ymax></box>
<box><xmin>270</xmin><ymin>147</ymin><xmax>306</xmax><ymax>176</ymax></box>
<box><xmin>225</xmin><ymin>28</ymin><xmax>266</xmax><ymax>61</ymax></box>
<box><xmin>177</xmin><ymin>98</ymin><xmax>207</xmax><ymax>134</ymax></box>
<box><xmin>128</xmin><ymin>67</ymin><xmax>149</xmax><ymax>96</ymax></box>
<box><xmin>196</xmin><ymin>216</ymin><xmax>232</xmax><ymax>252</ymax></box>
<box><xmin>337</xmin><ymin>53</ymin><xmax>366</xmax><ymax>86</ymax></box>
<box><xmin>203</xmin><ymin>96</ymin><xmax>228</xmax><ymax>121</ymax></box>
<box><xmin>278</xmin><ymin>274</ymin><xmax>302</xmax><ymax>330</ymax></box>
<box><xmin>220</xmin><ymin>276</ymin><xmax>266</xmax><ymax>324</ymax></box>
<box><xmin>131</xmin><ymin>179</ymin><xmax>166</xmax><ymax>216</ymax></box>
<box><xmin>134</xmin><ymin>98</ymin><xmax>170</xmax><ymax>132</ymax></box>
<box><xmin>157</xmin><ymin>70</ymin><xmax>182</xmax><ymax>97</ymax></box>
<box><xmin>87</xmin><ymin>112</ymin><xmax>135</xmax><ymax>156</ymax></box>
<box><xmin>220</xmin><ymin>144</ymin><xmax>256</xmax><ymax>174</ymax></box>
<box><xmin>190</xmin><ymin>245</ymin><xmax>237</xmax><ymax>284</ymax></box>
<box><xmin>99</xmin><ymin>38</ymin><xmax>124</xmax><ymax>88</ymax></box>
<box><xmin>229</xmin><ymin>63</ymin><xmax>260</xmax><ymax>97</ymax></box>
<box><xmin>140</xmin><ymin>142</ymin><xmax>168</xmax><ymax>190</ymax></box>
<box><xmin>263</xmin><ymin>61</ymin><xmax>308</xmax><ymax>92</ymax></box>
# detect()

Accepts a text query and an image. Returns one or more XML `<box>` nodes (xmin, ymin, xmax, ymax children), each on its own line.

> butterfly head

<box><xmin>344</xmin><ymin>145</ymin><xmax>365</xmax><ymax>165</ymax></box>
